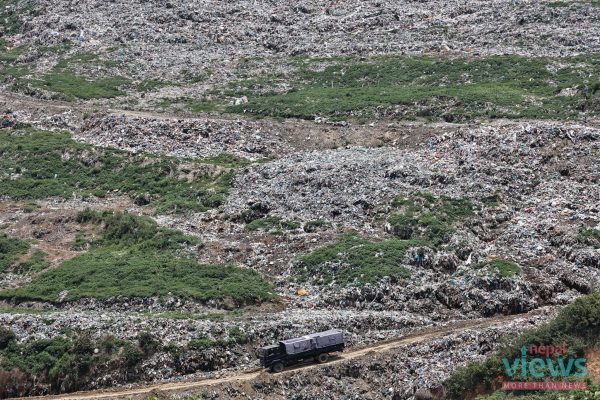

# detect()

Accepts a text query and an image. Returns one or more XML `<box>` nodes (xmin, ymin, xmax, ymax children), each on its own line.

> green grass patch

<box><xmin>443</xmin><ymin>292</ymin><xmax>600</xmax><ymax>399</ymax></box>
<box><xmin>298</xmin><ymin>234</ymin><xmax>423</xmax><ymax>285</ymax></box>
<box><xmin>0</xmin><ymin>50</ymin><xmax>130</xmax><ymax>100</ymax></box>
<box><xmin>226</xmin><ymin>55</ymin><xmax>600</xmax><ymax>121</ymax></box>
<box><xmin>188</xmin><ymin>334</ymin><xmax>225</xmax><ymax>349</ymax></box>
<box><xmin>0</xmin><ymin>211</ymin><xmax>274</xmax><ymax>304</ymax></box>
<box><xmin>0</xmin><ymin>126</ymin><xmax>237</xmax><ymax>213</ymax></box>
<box><xmin>388</xmin><ymin>193</ymin><xmax>474</xmax><ymax>245</ymax></box>
<box><xmin>0</xmin><ymin>251</ymin><xmax>274</xmax><ymax>303</ymax></box>
<box><xmin>0</xmin><ymin>232</ymin><xmax>30</xmax><ymax>272</ymax></box>
<box><xmin>578</xmin><ymin>228</ymin><xmax>600</xmax><ymax>248</ymax></box>
<box><xmin>476</xmin><ymin>259</ymin><xmax>522</xmax><ymax>278</ymax></box>
<box><xmin>28</xmin><ymin>53</ymin><xmax>128</xmax><ymax>99</ymax></box>
<box><xmin>29</xmin><ymin>72</ymin><xmax>128</xmax><ymax>100</ymax></box>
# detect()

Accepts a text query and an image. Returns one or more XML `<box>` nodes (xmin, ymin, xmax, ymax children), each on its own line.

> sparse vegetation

<box><xmin>14</xmin><ymin>250</ymin><xmax>50</xmax><ymax>274</ymax></box>
<box><xmin>578</xmin><ymin>228</ymin><xmax>600</xmax><ymax>248</ymax></box>
<box><xmin>388</xmin><ymin>193</ymin><xmax>474</xmax><ymax>245</ymax></box>
<box><xmin>137</xmin><ymin>78</ymin><xmax>175</xmax><ymax>93</ymax></box>
<box><xmin>298</xmin><ymin>193</ymin><xmax>474</xmax><ymax>285</ymax></box>
<box><xmin>158</xmin><ymin>97</ymin><xmax>220</xmax><ymax>113</ymax></box>
<box><xmin>0</xmin><ymin>40</ymin><xmax>24</xmax><ymax>63</ymax></box>
<box><xmin>74</xmin><ymin>209</ymin><xmax>197</xmax><ymax>251</ymax></box>
<box><xmin>22</xmin><ymin>201</ymin><xmax>40</xmax><ymax>213</ymax></box>
<box><xmin>476</xmin><ymin>259</ymin><xmax>522</xmax><ymax>278</ymax></box>
<box><xmin>188</xmin><ymin>326</ymin><xmax>247</xmax><ymax>350</ymax></box>
<box><xmin>245</xmin><ymin>216</ymin><xmax>301</xmax><ymax>232</ymax></box>
<box><xmin>0</xmin><ymin>232</ymin><xmax>30</xmax><ymax>272</ymax></box>
<box><xmin>0</xmin><ymin>126</ymin><xmax>236</xmax><ymax>213</ymax></box>
<box><xmin>148</xmin><ymin>311</ymin><xmax>226</xmax><ymax>321</ymax></box>
<box><xmin>227</xmin><ymin>55</ymin><xmax>600</xmax><ymax>122</ymax></box>
<box><xmin>303</xmin><ymin>219</ymin><xmax>332</xmax><ymax>233</ymax></box>
<box><xmin>298</xmin><ymin>234</ymin><xmax>420</xmax><ymax>285</ymax></box>
<box><xmin>0</xmin><ymin>0</ymin><xmax>30</xmax><ymax>36</ymax></box>
<box><xmin>0</xmin><ymin>306</ymin><xmax>54</xmax><ymax>315</ymax></box>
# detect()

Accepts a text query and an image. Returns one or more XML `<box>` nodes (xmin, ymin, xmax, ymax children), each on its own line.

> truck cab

<box><xmin>258</xmin><ymin>344</ymin><xmax>285</xmax><ymax>370</ymax></box>
<box><xmin>258</xmin><ymin>329</ymin><xmax>344</xmax><ymax>373</ymax></box>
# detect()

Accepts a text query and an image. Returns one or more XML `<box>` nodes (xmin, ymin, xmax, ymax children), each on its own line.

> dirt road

<box><xmin>13</xmin><ymin>311</ymin><xmax>540</xmax><ymax>400</ymax></box>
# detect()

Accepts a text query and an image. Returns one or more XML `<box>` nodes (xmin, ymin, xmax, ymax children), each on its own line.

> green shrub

<box><xmin>444</xmin><ymin>355</ymin><xmax>502</xmax><ymax>400</ymax></box>
<box><xmin>77</xmin><ymin>209</ymin><xmax>197</xmax><ymax>250</ymax></box>
<box><xmin>0</xmin><ymin>331</ymin><xmax>166</xmax><ymax>396</ymax></box>
<box><xmin>476</xmin><ymin>259</ymin><xmax>522</xmax><ymax>278</ymax></box>
<box><xmin>228</xmin><ymin>326</ymin><xmax>247</xmax><ymax>345</ymax></box>
<box><xmin>0</xmin><ymin>327</ymin><xmax>16</xmax><ymax>349</ymax></box>
<box><xmin>138</xmin><ymin>332</ymin><xmax>160</xmax><ymax>354</ymax></box>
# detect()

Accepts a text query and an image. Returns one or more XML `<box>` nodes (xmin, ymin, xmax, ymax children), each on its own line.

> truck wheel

<box><xmin>271</xmin><ymin>362</ymin><xmax>284</xmax><ymax>373</ymax></box>
<box><xmin>316</xmin><ymin>353</ymin><xmax>329</xmax><ymax>363</ymax></box>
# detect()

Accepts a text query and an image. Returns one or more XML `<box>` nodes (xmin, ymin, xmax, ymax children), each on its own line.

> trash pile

<box><xmin>225</xmin><ymin>123</ymin><xmax>600</xmax><ymax>225</ymax></box>
<box><xmin>16</xmin><ymin>0</ymin><xmax>600</xmax><ymax>80</ymax></box>
<box><xmin>77</xmin><ymin>113</ymin><xmax>292</xmax><ymax>159</ymax></box>
<box><xmin>220</xmin><ymin>121</ymin><xmax>599</xmax><ymax>319</ymax></box>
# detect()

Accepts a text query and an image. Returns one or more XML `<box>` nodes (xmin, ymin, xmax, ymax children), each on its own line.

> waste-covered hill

<box><xmin>0</xmin><ymin>0</ymin><xmax>598</xmax><ymax>398</ymax></box>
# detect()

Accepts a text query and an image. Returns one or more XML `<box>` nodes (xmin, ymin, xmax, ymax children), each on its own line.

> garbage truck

<box><xmin>258</xmin><ymin>329</ymin><xmax>345</xmax><ymax>372</ymax></box>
